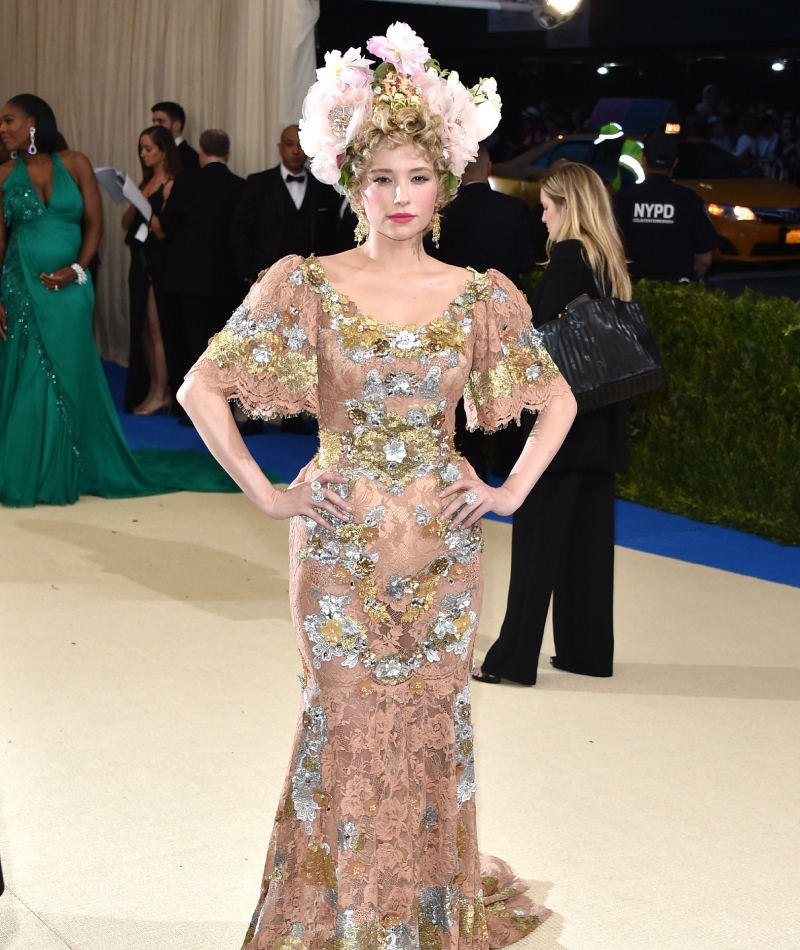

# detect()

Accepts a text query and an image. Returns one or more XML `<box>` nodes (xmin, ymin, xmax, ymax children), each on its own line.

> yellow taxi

<box><xmin>490</xmin><ymin>136</ymin><xmax>800</xmax><ymax>263</ymax></box>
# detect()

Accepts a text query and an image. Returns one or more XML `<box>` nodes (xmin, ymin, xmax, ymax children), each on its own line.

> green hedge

<box><xmin>522</xmin><ymin>272</ymin><xmax>800</xmax><ymax>545</ymax></box>
<box><xmin>620</xmin><ymin>281</ymin><xmax>800</xmax><ymax>545</ymax></box>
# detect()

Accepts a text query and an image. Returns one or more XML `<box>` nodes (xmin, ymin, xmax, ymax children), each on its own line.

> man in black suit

<box><xmin>229</xmin><ymin>124</ymin><xmax>340</xmax><ymax>288</ymax></box>
<box><xmin>432</xmin><ymin>144</ymin><xmax>537</xmax><ymax>477</ymax></box>
<box><xmin>151</xmin><ymin>101</ymin><xmax>200</xmax><ymax>170</ymax></box>
<box><xmin>156</xmin><ymin>129</ymin><xmax>245</xmax><ymax>403</ymax></box>
<box><xmin>432</xmin><ymin>144</ymin><xmax>536</xmax><ymax>287</ymax></box>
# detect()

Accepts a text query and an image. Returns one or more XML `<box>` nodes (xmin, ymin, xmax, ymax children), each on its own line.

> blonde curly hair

<box><xmin>344</xmin><ymin>103</ymin><xmax>457</xmax><ymax>225</ymax></box>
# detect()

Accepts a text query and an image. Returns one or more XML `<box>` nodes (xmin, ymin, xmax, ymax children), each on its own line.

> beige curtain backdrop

<box><xmin>0</xmin><ymin>0</ymin><xmax>319</xmax><ymax>362</ymax></box>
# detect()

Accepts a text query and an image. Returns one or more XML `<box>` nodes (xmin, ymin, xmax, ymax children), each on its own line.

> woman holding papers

<box><xmin>122</xmin><ymin>125</ymin><xmax>181</xmax><ymax>415</ymax></box>
<box><xmin>0</xmin><ymin>94</ymin><xmax>245</xmax><ymax>506</ymax></box>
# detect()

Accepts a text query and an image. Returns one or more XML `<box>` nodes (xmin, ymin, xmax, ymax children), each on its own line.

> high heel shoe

<box><xmin>132</xmin><ymin>395</ymin><xmax>172</xmax><ymax>416</ymax></box>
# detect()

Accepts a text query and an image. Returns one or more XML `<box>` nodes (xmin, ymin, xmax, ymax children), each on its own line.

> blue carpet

<box><xmin>106</xmin><ymin>362</ymin><xmax>800</xmax><ymax>589</ymax></box>
<box><xmin>614</xmin><ymin>500</ymin><xmax>800</xmax><ymax>588</ymax></box>
<box><xmin>106</xmin><ymin>361</ymin><xmax>316</xmax><ymax>478</ymax></box>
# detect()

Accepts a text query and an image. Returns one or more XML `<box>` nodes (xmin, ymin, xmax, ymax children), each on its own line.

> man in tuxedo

<box><xmin>432</xmin><ymin>144</ymin><xmax>537</xmax><ymax>477</ymax></box>
<box><xmin>151</xmin><ymin>101</ymin><xmax>200</xmax><ymax>170</ymax></box>
<box><xmin>156</xmin><ymin>129</ymin><xmax>245</xmax><ymax>408</ymax></box>
<box><xmin>229</xmin><ymin>124</ymin><xmax>340</xmax><ymax>287</ymax></box>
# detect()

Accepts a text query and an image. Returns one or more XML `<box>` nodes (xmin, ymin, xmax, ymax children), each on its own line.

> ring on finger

<box><xmin>310</xmin><ymin>479</ymin><xmax>324</xmax><ymax>504</ymax></box>
<box><xmin>464</xmin><ymin>490</ymin><xmax>479</xmax><ymax>506</ymax></box>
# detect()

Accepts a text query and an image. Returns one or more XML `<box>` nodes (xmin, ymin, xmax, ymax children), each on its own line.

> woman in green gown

<box><xmin>0</xmin><ymin>95</ymin><xmax>247</xmax><ymax>507</ymax></box>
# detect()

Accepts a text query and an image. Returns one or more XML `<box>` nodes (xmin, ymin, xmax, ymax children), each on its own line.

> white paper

<box><xmin>134</xmin><ymin>223</ymin><xmax>149</xmax><ymax>243</ymax></box>
<box><xmin>94</xmin><ymin>166</ymin><xmax>152</xmax><ymax>221</ymax></box>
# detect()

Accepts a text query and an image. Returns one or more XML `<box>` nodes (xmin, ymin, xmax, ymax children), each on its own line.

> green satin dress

<box><xmin>0</xmin><ymin>154</ymin><xmax>251</xmax><ymax>507</ymax></box>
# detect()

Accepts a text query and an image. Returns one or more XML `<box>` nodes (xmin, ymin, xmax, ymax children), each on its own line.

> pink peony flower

<box><xmin>366</xmin><ymin>22</ymin><xmax>430</xmax><ymax>77</ymax></box>
<box><xmin>299</xmin><ymin>23</ymin><xmax>502</xmax><ymax>190</ymax></box>
<box><xmin>300</xmin><ymin>57</ymin><xmax>375</xmax><ymax>187</ymax></box>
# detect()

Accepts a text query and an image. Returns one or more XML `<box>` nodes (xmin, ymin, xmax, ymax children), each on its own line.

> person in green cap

<box><xmin>594</xmin><ymin>122</ymin><xmax>644</xmax><ymax>191</ymax></box>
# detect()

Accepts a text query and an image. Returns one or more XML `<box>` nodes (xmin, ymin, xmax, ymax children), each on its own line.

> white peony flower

<box><xmin>474</xmin><ymin>97</ymin><xmax>502</xmax><ymax>141</ymax></box>
<box><xmin>316</xmin><ymin>47</ymin><xmax>373</xmax><ymax>85</ymax></box>
<box><xmin>471</xmin><ymin>77</ymin><xmax>502</xmax><ymax>141</ymax></box>
<box><xmin>366</xmin><ymin>22</ymin><xmax>430</xmax><ymax>77</ymax></box>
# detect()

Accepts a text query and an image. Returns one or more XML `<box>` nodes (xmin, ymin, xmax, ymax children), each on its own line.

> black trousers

<box><xmin>161</xmin><ymin>293</ymin><xmax>237</xmax><ymax>409</ymax></box>
<box><xmin>482</xmin><ymin>466</ymin><xmax>616</xmax><ymax>685</ymax></box>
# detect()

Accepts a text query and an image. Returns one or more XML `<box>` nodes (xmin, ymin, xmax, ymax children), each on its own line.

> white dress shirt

<box><xmin>281</xmin><ymin>163</ymin><xmax>308</xmax><ymax>210</ymax></box>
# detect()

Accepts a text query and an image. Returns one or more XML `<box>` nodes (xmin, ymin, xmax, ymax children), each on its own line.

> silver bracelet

<box><xmin>70</xmin><ymin>263</ymin><xmax>88</xmax><ymax>285</ymax></box>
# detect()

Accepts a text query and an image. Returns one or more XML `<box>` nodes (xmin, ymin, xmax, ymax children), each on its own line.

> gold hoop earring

<box><xmin>354</xmin><ymin>209</ymin><xmax>370</xmax><ymax>245</ymax></box>
<box><xmin>431</xmin><ymin>210</ymin><xmax>441</xmax><ymax>249</ymax></box>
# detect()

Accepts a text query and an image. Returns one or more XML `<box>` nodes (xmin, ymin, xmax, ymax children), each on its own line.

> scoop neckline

<box><xmin>308</xmin><ymin>255</ymin><xmax>486</xmax><ymax>332</ymax></box>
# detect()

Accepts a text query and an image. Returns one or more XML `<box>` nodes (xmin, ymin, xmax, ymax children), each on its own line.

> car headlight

<box><xmin>706</xmin><ymin>203</ymin><xmax>757</xmax><ymax>221</ymax></box>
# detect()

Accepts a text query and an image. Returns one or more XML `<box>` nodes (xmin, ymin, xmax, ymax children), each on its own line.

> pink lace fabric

<box><xmin>188</xmin><ymin>256</ymin><xmax>567</xmax><ymax>950</ymax></box>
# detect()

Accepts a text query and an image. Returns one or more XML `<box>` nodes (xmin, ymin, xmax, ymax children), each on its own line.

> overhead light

<box><xmin>364</xmin><ymin>0</ymin><xmax>584</xmax><ymax>28</ymax></box>
<box><xmin>597</xmin><ymin>65</ymin><xmax>609</xmax><ymax>75</ymax></box>
<box><xmin>533</xmin><ymin>0</ymin><xmax>582</xmax><ymax>27</ymax></box>
<box><xmin>772</xmin><ymin>60</ymin><xmax>787</xmax><ymax>72</ymax></box>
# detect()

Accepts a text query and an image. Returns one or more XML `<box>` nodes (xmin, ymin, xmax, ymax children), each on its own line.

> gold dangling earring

<box><xmin>354</xmin><ymin>208</ymin><xmax>370</xmax><ymax>245</ymax></box>
<box><xmin>431</xmin><ymin>210</ymin><xmax>441</xmax><ymax>249</ymax></box>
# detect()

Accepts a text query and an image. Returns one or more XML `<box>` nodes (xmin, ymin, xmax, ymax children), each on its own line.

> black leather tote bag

<box><xmin>538</xmin><ymin>288</ymin><xmax>666</xmax><ymax>414</ymax></box>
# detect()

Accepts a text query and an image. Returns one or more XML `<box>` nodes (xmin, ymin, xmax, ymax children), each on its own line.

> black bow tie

<box><xmin>285</xmin><ymin>174</ymin><xmax>306</xmax><ymax>183</ymax></box>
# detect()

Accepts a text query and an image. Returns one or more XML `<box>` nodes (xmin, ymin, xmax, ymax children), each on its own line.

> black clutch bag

<box><xmin>538</xmin><ymin>288</ymin><xmax>666</xmax><ymax>414</ymax></box>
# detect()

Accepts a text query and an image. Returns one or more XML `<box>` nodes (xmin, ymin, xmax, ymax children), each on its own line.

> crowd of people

<box><xmin>2</xmin><ymin>83</ymin><xmax>794</xmax><ymax>444</ymax></box>
<box><xmin>120</xmin><ymin>102</ymin><xmax>347</xmax><ymax>431</ymax></box>
<box><xmin>689</xmin><ymin>84</ymin><xmax>800</xmax><ymax>182</ymax></box>
<box><xmin>501</xmin><ymin>84</ymin><xmax>800</xmax><ymax>183</ymax></box>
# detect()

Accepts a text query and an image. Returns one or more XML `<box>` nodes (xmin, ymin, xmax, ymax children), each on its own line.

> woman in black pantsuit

<box><xmin>474</xmin><ymin>161</ymin><xmax>631</xmax><ymax>685</ymax></box>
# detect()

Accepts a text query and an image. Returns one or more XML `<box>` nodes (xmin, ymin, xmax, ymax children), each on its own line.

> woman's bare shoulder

<box><xmin>58</xmin><ymin>149</ymin><xmax>92</xmax><ymax>175</ymax></box>
<box><xmin>429</xmin><ymin>258</ymin><xmax>472</xmax><ymax>283</ymax></box>
<box><xmin>314</xmin><ymin>249</ymin><xmax>362</xmax><ymax>282</ymax></box>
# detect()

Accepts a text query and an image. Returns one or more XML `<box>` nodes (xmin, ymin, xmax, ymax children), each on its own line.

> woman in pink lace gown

<box><xmin>178</xmin><ymin>26</ymin><xmax>576</xmax><ymax>950</ymax></box>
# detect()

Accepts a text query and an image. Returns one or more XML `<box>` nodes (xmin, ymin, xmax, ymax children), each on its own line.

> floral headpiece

<box><xmin>299</xmin><ymin>22</ymin><xmax>502</xmax><ymax>193</ymax></box>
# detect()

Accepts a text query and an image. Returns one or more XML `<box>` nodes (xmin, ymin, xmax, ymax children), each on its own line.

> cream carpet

<box><xmin>1</xmin><ymin>492</ymin><xmax>798</xmax><ymax>950</ymax></box>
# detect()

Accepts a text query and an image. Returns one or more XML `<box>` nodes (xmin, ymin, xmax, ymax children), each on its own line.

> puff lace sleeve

<box><xmin>464</xmin><ymin>269</ymin><xmax>570</xmax><ymax>432</ymax></box>
<box><xmin>185</xmin><ymin>255</ymin><xmax>319</xmax><ymax>420</ymax></box>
